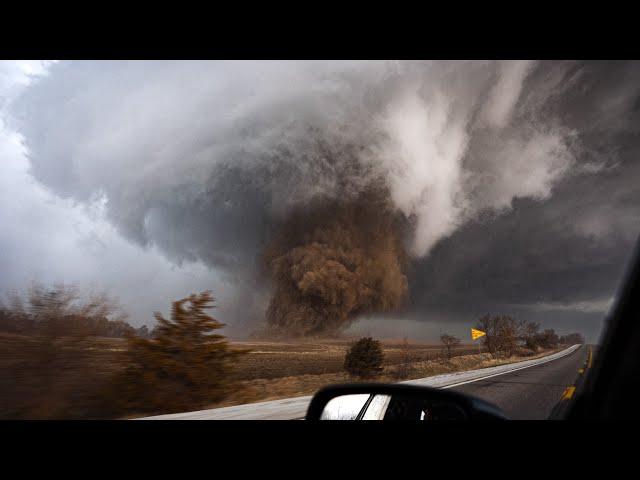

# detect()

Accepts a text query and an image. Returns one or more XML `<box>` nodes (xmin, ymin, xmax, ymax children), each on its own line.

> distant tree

<box><xmin>149</xmin><ymin>324</ymin><xmax>161</xmax><ymax>338</ymax></box>
<box><xmin>0</xmin><ymin>283</ymin><xmax>131</xmax><ymax>338</ymax></box>
<box><xmin>559</xmin><ymin>333</ymin><xmax>585</xmax><ymax>345</ymax></box>
<box><xmin>111</xmin><ymin>291</ymin><xmax>248</xmax><ymax>415</ymax></box>
<box><xmin>393</xmin><ymin>337</ymin><xmax>414</xmax><ymax>379</ymax></box>
<box><xmin>570</xmin><ymin>333</ymin><xmax>585</xmax><ymax>344</ymax></box>
<box><xmin>535</xmin><ymin>329</ymin><xmax>560</xmax><ymax>349</ymax></box>
<box><xmin>475</xmin><ymin>314</ymin><xmax>520</xmax><ymax>358</ymax></box>
<box><xmin>344</xmin><ymin>337</ymin><xmax>385</xmax><ymax>378</ymax></box>
<box><xmin>522</xmin><ymin>321</ymin><xmax>541</xmax><ymax>350</ymax></box>
<box><xmin>476</xmin><ymin>314</ymin><xmax>498</xmax><ymax>356</ymax></box>
<box><xmin>135</xmin><ymin>325</ymin><xmax>150</xmax><ymax>338</ymax></box>
<box><xmin>440</xmin><ymin>333</ymin><xmax>461</xmax><ymax>360</ymax></box>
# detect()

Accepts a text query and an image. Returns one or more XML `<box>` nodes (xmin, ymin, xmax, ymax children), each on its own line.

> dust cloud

<box><xmin>264</xmin><ymin>185</ymin><xmax>409</xmax><ymax>336</ymax></box>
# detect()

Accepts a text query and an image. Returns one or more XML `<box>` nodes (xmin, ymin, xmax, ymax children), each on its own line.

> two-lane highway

<box><xmin>140</xmin><ymin>345</ymin><xmax>587</xmax><ymax>420</ymax></box>
<box><xmin>449</xmin><ymin>345</ymin><xmax>588</xmax><ymax>419</ymax></box>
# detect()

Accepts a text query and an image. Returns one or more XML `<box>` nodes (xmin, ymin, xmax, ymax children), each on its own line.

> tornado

<box><xmin>263</xmin><ymin>186</ymin><xmax>409</xmax><ymax>336</ymax></box>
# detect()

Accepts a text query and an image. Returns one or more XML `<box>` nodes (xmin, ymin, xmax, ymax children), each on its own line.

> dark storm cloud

<box><xmin>7</xmin><ymin>60</ymin><xmax>640</xmax><ymax>340</ymax></box>
<box><xmin>409</xmin><ymin>62</ymin><xmax>640</xmax><ymax>341</ymax></box>
<box><xmin>411</xmin><ymin>167</ymin><xmax>640</xmax><ymax>310</ymax></box>
<box><xmin>10</xmin><ymin>60</ymin><xmax>576</xmax><ymax>260</ymax></box>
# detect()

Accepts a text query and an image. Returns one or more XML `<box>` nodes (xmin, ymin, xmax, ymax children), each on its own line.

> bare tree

<box><xmin>475</xmin><ymin>314</ymin><xmax>520</xmax><ymax>358</ymax></box>
<box><xmin>393</xmin><ymin>336</ymin><xmax>414</xmax><ymax>379</ymax></box>
<box><xmin>496</xmin><ymin>316</ymin><xmax>519</xmax><ymax>357</ymax></box>
<box><xmin>535</xmin><ymin>328</ymin><xmax>560</xmax><ymax>348</ymax></box>
<box><xmin>560</xmin><ymin>332</ymin><xmax>585</xmax><ymax>345</ymax></box>
<box><xmin>0</xmin><ymin>283</ymin><xmax>131</xmax><ymax>338</ymax></box>
<box><xmin>440</xmin><ymin>333</ymin><xmax>461</xmax><ymax>360</ymax></box>
<box><xmin>522</xmin><ymin>321</ymin><xmax>541</xmax><ymax>350</ymax></box>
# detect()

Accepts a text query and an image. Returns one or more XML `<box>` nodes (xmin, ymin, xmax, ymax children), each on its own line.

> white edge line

<box><xmin>440</xmin><ymin>345</ymin><xmax>581</xmax><ymax>389</ymax></box>
<box><xmin>272</xmin><ymin>345</ymin><xmax>581</xmax><ymax>419</ymax></box>
<box><xmin>137</xmin><ymin>344</ymin><xmax>581</xmax><ymax>419</ymax></box>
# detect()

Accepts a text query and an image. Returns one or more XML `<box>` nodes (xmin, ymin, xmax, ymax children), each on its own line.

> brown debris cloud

<box><xmin>263</xmin><ymin>187</ymin><xmax>409</xmax><ymax>337</ymax></box>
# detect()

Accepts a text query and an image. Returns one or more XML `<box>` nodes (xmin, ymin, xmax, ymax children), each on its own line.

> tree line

<box><xmin>0</xmin><ymin>284</ymin><xmax>154</xmax><ymax>338</ymax></box>
<box><xmin>1</xmin><ymin>284</ymin><xmax>247</xmax><ymax>419</ymax></box>
<box><xmin>1</xmin><ymin>284</ymin><xmax>586</xmax><ymax>418</ymax></box>
<box><xmin>342</xmin><ymin>316</ymin><xmax>586</xmax><ymax>379</ymax></box>
<box><xmin>474</xmin><ymin>314</ymin><xmax>584</xmax><ymax>358</ymax></box>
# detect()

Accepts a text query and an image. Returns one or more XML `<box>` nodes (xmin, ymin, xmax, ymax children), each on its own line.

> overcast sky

<box><xmin>1</xmin><ymin>60</ymin><xmax>639</xmax><ymax>342</ymax></box>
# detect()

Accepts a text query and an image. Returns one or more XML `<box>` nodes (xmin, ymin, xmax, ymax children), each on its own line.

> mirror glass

<box><xmin>319</xmin><ymin>392</ymin><xmax>468</xmax><ymax>420</ymax></box>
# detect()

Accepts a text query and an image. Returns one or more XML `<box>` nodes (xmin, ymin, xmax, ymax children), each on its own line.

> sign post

<box><xmin>471</xmin><ymin>328</ymin><xmax>486</xmax><ymax>356</ymax></box>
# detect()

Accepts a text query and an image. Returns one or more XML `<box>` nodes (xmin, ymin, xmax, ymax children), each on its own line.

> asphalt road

<box><xmin>449</xmin><ymin>344</ymin><xmax>588</xmax><ymax>419</ymax></box>
<box><xmin>139</xmin><ymin>345</ymin><xmax>583</xmax><ymax>420</ymax></box>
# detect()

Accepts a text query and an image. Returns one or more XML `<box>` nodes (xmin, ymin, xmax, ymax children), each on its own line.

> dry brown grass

<box><xmin>0</xmin><ymin>331</ymin><xmax>561</xmax><ymax>418</ymax></box>
<box><xmin>195</xmin><ymin>344</ymin><xmax>563</xmax><ymax>411</ymax></box>
<box><xmin>0</xmin><ymin>333</ymin><xmax>128</xmax><ymax>419</ymax></box>
<box><xmin>229</xmin><ymin>337</ymin><xmax>479</xmax><ymax>380</ymax></box>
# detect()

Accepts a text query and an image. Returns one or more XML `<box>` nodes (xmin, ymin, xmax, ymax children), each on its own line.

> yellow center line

<box><xmin>587</xmin><ymin>346</ymin><xmax>593</xmax><ymax>368</ymax></box>
<box><xmin>561</xmin><ymin>386</ymin><xmax>576</xmax><ymax>400</ymax></box>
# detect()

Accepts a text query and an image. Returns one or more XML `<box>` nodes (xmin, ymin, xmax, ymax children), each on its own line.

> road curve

<box><xmin>138</xmin><ymin>344</ymin><xmax>582</xmax><ymax>420</ymax></box>
<box><xmin>449</xmin><ymin>344</ymin><xmax>587</xmax><ymax>419</ymax></box>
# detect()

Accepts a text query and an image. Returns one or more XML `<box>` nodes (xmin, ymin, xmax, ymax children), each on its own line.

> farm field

<box><xmin>0</xmin><ymin>332</ymin><xmax>557</xmax><ymax>419</ymax></box>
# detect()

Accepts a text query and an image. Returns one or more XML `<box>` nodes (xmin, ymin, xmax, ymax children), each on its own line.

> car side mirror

<box><xmin>306</xmin><ymin>383</ymin><xmax>508</xmax><ymax>420</ymax></box>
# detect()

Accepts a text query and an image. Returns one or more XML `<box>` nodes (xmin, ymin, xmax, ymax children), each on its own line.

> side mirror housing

<box><xmin>306</xmin><ymin>383</ymin><xmax>508</xmax><ymax>420</ymax></box>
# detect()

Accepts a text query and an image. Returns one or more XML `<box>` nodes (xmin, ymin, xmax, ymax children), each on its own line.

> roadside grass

<box><xmin>228</xmin><ymin>338</ymin><xmax>481</xmax><ymax>380</ymax></box>
<box><xmin>0</xmin><ymin>333</ymin><xmax>128</xmax><ymax>419</ymax></box>
<box><xmin>0</xmin><ymin>331</ymin><xmax>563</xmax><ymax>418</ymax></box>
<box><xmin>193</xmin><ymin>346</ymin><xmax>564</xmax><ymax>411</ymax></box>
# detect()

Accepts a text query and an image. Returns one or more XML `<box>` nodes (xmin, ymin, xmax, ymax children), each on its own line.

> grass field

<box><xmin>0</xmin><ymin>332</ymin><xmax>557</xmax><ymax>419</ymax></box>
<box><xmin>229</xmin><ymin>338</ymin><xmax>481</xmax><ymax>380</ymax></box>
<box><xmin>204</xmin><ymin>340</ymin><xmax>560</xmax><ymax>412</ymax></box>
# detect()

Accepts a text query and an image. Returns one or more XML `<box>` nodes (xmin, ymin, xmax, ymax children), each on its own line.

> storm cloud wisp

<box><xmin>7</xmin><ymin>60</ymin><xmax>640</xmax><ymax>338</ymax></box>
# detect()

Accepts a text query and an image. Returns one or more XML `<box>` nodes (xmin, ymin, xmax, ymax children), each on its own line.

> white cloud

<box><xmin>0</xmin><ymin>61</ymin><xmax>232</xmax><ymax>328</ymax></box>
<box><xmin>516</xmin><ymin>297</ymin><xmax>614</xmax><ymax>314</ymax></box>
<box><xmin>11</xmin><ymin>61</ymin><xmax>582</xmax><ymax>261</ymax></box>
<box><xmin>479</xmin><ymin>60</ymin><xmax>536</xmax><ymax>129</ymax></box>
<box><xmin>3</xmin><ymin>60</ymin><xmax>626</xmax><ymax>337</ymax></box>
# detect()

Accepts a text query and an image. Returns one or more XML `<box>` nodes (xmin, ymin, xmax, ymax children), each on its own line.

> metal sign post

<box><xmin>471</xmin><ymin>328</ymin><xmax>486</xmax><ymax>356</ymax></box>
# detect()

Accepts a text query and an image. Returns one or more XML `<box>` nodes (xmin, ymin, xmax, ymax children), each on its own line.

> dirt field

<box><xmin>202</xmin><ymin>342</ymin><xmax>561</xmax><ymax>412</ymax></box>
<box><xmin>229</xmin><ymin>338</ymin><xmax>481</xmax><ymax>380</ymax></box>
<box><xmin>0</xmin><ymin>332</ymin><xmax>557</xmax><ymax>419</ymax></box>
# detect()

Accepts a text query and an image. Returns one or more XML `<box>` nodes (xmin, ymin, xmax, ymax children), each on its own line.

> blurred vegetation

<box><xmin>0</xmin><ymin>283</ymin><xmax>585</xmax><ymax>419</ymax></box>
<box><xmin>0</xmin><ymin>285</ymin><xmax>247</xmax><ymax>419</ymax></box>
<box><xmin>109</xmin><ymin>291</ymin><xmax>249</xmax><ymax>416</ymax></box>
<box><xmin>0</xmin><ymin>283</ymin><xmax>150</xmax><ymax>338</ymax></box>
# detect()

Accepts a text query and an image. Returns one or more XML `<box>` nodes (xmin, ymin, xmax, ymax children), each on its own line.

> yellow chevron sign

<box><xmin>471</xmin><ymin>328</ymin><xmax>486</xmax><ymax>340</ymax></box>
